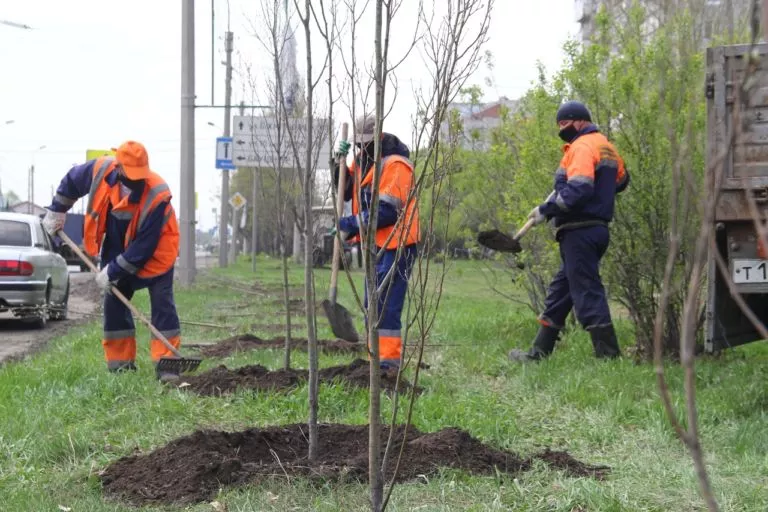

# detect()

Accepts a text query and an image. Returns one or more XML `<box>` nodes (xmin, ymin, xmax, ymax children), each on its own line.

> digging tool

<box><xmin>57</xmin><ymin>231</ymin><xmax>201</xmax><ymax>374</ymax></box>
<box><xmin>477</xmin><ymin>191</ymin><xmax>555</xmax><ymax>253</ymax></box>
<box><xmin>322</xmin><ymin>122</ymin><xmax>360</xmax><ymax>342</ymax></box>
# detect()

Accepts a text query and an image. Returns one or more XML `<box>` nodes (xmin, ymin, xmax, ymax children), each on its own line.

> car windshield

<box><xmin>0</xmin><ymin>220</ymin><xmax>33</xmax><ymax>247</ymax></box>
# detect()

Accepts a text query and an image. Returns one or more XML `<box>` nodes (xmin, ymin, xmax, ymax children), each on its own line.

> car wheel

<box><xmin>50</xmin><ymin>278</ymin><xmax>69</xmax><ymax>321</ymax></box>
<box><xmin>32</xmin><ymin>283</ymin><xmax>51</xmax><ymax>329</ymax></box>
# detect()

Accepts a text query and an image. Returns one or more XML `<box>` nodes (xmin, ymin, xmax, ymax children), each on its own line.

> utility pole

<box><xmin>251</xmin><ymin>163</ymin><xmax>259</xmax><ymax>272</ymax></box>
<box><xmin>28</xmin><ymin>165</ymin><xmax>34</xmax><ymax>214</ymax></box>
<box><xmin>218</xmin><ymin>31</ymin><xmax>234</xmax><ymax>268</ymax></box>
<box><xmin>179</xmin><ymin>0</ymin><xmax>196</xmax><ymax>286</ymax></box>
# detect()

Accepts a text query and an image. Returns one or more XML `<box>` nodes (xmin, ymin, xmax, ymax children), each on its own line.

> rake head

<box><xmin>156</xmin><ymin>356</ymin><xmax>202</xmax><ymax>374</ymax></box>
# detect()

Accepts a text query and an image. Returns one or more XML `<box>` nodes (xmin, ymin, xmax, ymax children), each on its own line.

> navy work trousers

<box><xmin>539</xmin><ymin>225</ymin><xmax>612</xmax><ymax>330</ymax></box>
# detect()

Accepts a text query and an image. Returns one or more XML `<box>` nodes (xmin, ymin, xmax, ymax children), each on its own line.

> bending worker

<box><xmin>509</xmin><ymin>101</ymin><xmax>629</xmax><ymax>362</ymax></box>
<box><xmin>42</xmin><ymin>141</ymin><xmax>183</xmax><ymax>382</ymax></box>
<box><xmin>333</xmin><ymin>115</ymin><xmax>419</xmax><ymax>370</ymax></box>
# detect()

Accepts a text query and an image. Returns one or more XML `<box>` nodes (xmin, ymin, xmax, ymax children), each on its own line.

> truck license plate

<box><xmin>732</xmin><ymin>259</ymin><xmax>768</xmax><ymax>284</ymax></box>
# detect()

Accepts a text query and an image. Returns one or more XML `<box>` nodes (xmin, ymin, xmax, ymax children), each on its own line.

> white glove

<box><xmin>95</xmin><ymin>266</ymin><xmax>112</xmax><ymax>292</ymax></box>
<box><xmin>42</xmin><ymin>209</ymin><xmax>66</xmax><ymax>236</ymax></box>
<box><xmin>527</xmin><ymin>206</ymin><xmax>547</xmax><ymax>226</ymax></box>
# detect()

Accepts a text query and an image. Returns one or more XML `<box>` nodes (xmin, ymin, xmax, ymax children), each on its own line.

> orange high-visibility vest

<box><xmin>83</xmin><ymin>157</ymin><xmax>179</xmax><ymax>278</ymax></box>
<box><xmin>349</xmin><ymin>155</ymin><xmax>420</xmax><ymax>249</ymax></box>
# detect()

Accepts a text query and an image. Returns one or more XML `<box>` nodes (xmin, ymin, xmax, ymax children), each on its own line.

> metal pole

<box><xmin>179</xmin><ymin>0</ymin><xmax>196</xmax><ymax>286</ymax></box>
<box><xmin>218</xmin><ymin>31</ymin><xmax>234</xmax><ymax>268</ymax></box>
<box><xmin>28</xmin><ymin>165</ymin><xmax>33</xmax><ymax>214</ymax></box>
<box><xmin>251</xmin><ymin>165</ymin><xmax>258</xmax><ymax>271</ymax></box>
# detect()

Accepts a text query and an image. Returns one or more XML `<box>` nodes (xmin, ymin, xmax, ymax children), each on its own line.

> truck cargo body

<box><xmin>706</xmin><ymin>43</ymin><xmax>768</xmax><ymax>351</ymax></box>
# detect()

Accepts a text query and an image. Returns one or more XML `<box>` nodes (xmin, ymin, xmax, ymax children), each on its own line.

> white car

<box><xmin>0</xmin><ymin>212</ymin><xmax>70</xmax><ymax>327</ymax></box>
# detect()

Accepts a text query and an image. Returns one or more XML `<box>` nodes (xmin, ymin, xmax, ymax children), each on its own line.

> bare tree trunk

<box><xmin>277</xmin><ymin>161</ymin><xmax>293</xmax><ymax>370</ymax></box>
<box><xmin>368</xmin><ymin>2</ymin><xmax>385</xmax><ymax>508</ymax></box>
<box><xmin>654</xmin><ymin>4</ymin><xmax>765</xmax><ymax>510</ymax></box>
<box><xmin>295</xmin><ymin>0</ymin><xmax>320</xmax><ymax>464</ymax></box>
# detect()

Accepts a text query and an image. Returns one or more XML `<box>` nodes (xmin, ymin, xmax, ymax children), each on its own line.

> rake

<box><xmin>57</xmin><ymin>231</ymin><xmax>201</xmax><ymax>374</ymax></box>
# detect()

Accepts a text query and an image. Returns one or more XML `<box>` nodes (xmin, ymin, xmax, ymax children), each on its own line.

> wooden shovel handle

<box><xmin>513</xmin><ymin>218</ymin><xmax>536</xmax><ymax>241</ymax></box>
<box><xmin>329</xmin><ymin>122</ymin><xmax>349</xmax><ymax>303</ymax></box>
<box><xmin>515</xmin><ymin>190</ymin><xmax>556</xmax><ymax>241</ymax></box>
<box><xmin>57</xmin><ymin>230</ymin><xmax>183</xmax><ymax>358</ymax></box>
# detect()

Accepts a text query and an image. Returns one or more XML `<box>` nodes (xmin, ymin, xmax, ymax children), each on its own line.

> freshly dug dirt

<box><xmin>177</xmin><ymin>358</ymin><xmax>413</xmax><ymax>396</ymax></box>
<box><xmin>200</xmin><ymin>333</ymin><xmax>362</xmax><ymax>357</ymax></box>
<box><xmin>100</xmin><ymin>423</ymin><xmax>610</xmax><ymax>506</ymax></box>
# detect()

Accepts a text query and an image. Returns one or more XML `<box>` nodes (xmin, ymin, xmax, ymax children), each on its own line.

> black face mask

<box><xmin>356</xmin><ymin>142</ymin><xmax>377</xmax><ymax>177</ymax></box>
<box><xmin>358</xmin><ymin>141</ymin><xmax>375</xmax><ymax>159</ymax></box>
<box><xmin>558</xmin><ymin>125</ymin><xmax>579</xmax><ymax>143</ymax></box>
<box><xmin>118</xmin><ymin>173</ymin><xmax>144</xmax><ymax>193</ymax></box>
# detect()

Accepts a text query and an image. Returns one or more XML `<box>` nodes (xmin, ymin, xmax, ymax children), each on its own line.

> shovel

<box><xmin>321</xmin><ymin>122</ymin><xmax>360</xmax><ymax>342</ymax></box>
<box><xmin>477</xmin><ymin>219</ymin><xmax>536</xmax><ymax>253</ymax></box>
<box><xmin>477</xmin><ymin>191</ymin><xmax>556</xmax><ymax>253</ymax></box>
<box><xmin>57</xmin><ymin>230</ymin><xmax>201</xmax><ymax>374</ymax></box>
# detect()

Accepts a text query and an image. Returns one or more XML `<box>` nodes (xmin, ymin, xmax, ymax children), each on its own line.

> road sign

<box><xmin>232</xmin><ymin>115</ymin><xmax>331</xmax><ymax>168</ymax></box>
<box><xmin>215</xmin><ymin>136</ymin><xmax>236</xmax><ymax>170</ymax></box>
<box><xmin>229</xmin><ymin>191</ymin><xmax>246</xmax><ymax>210</ymax></box>
<box><xmin>86</xmin><ymin>149</ymin><xmax>115</xmax><ymax>161</ymax></box>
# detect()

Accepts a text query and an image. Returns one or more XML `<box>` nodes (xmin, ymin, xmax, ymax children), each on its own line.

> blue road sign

<box><xmin>215</xmin><ymin>136</ymin><xmax>236</xmax><ymax>170</ymax></box>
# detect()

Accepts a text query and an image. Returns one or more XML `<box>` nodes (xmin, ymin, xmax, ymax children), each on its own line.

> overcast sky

<box><xmin>0</xmin><ymin>1</ymin><xmax>581</xmax><ymax>231</ymax></box>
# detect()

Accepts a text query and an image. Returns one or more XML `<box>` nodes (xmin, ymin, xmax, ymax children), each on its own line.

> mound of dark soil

<box><xmin>100</xmin><ymin>423</ymin><xmax>609</xmax><ymax>506</ymax></box>
<box><xmin>200</xmin><ymin>333</ymin><xmax>361</xmax><ymax>357</ymax></box>
<box><xmin>178</xmin><ymin>358</ymin><xmax>413</xmax><ymax>396</ymax></box>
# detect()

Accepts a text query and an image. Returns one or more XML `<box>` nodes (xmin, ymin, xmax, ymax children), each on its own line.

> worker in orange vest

<box><xmin>333</xmin><ymin>115</ymin><xmax>420</xmax><ymax>370</ymax></box>
<box><xmin>42</xmin><ymin>141</ymin><xmax>183</xmax><ymax>382</ymax></box>
<box><xmin>509</xmin><ymin>101</ymin><xmax>629</xmax><ymax>362</ymax></box>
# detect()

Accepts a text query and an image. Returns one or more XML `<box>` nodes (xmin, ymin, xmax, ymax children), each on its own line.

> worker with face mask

<box><xmin>42</xmin><ymin>141</ymin><xmax>183</xmax><ymax>382</ymax></box>
<box><xmin>332</xmin><ymin>115</ymin><xmax>420</xmax><ymax>370</ymax></box>
<box><xmin>509</xmin><ymin>101</ymin><xmax>630</xmax><ymax>362</ymax></box>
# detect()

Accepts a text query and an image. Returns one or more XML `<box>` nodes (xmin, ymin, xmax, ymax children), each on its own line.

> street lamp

<box><xmin>0</xmin><ymin>20</ymin><xmax>33</xmax><ymax>30</ymax></box>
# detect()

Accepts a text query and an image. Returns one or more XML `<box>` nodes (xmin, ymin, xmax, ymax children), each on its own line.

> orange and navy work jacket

<box><xmin>48</xmin><ymin>157</ymin><xmax>179</xmax><ymax>280</ymax></box>
<box><xmin>539</xmin><ymin>125</ymin><xmax>629</xmax><ymax>229</ymax></box>
<box><xmin>339</xmin><ymin>147</ymin><xmax>420</xmax><ymax>250</ymax></box>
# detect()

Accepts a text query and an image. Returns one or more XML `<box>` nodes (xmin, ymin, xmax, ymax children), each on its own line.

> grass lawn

<box><xmin>0</xmin><ymin>257</ymin><xmax>766</xmax><ymax>511</ymax></box>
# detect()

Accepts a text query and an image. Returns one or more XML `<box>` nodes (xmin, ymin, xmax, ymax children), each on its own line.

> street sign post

<box><xmin>229</xmin><ymin>191</ymin><xmax>246</xmax><ymax>210</ymax></box>
<box><xmin>232</xmin><ymin>115</ymin><xmax>331</xmax><ymax>168</ymax></box>
<box><xmin>216</xmin><ymin>136</ymin><xmax>236</xmax><ymax>170</ymax></box>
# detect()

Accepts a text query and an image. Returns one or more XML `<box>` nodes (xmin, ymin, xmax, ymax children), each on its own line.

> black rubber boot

<box><xmin>508</xmin><ymin>325</ymin><xmax>559</xmax><ymax>362</ymax></box>
<box><xmin>589</xmin><ymin>324</ymin><xmax>621</xmax><ymax>359</ymax></box>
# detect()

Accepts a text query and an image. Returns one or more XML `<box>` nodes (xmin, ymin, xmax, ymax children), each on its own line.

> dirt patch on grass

<box><xmin>199</xmin><ymin>333</ymin><xmax>362</xmax><ymax>357</ymax></box>
<box><xmin>100</xmin><ymin>423</ymin><xmax>609</xmax><ymax>506</ymax></box>
<box><xmin>176</xmin><ymin>358</ymin><xmax>410</xmax><ymax>396</ymax></box>
<box><xmin>248</xmin><ymin>323</ymin><xmax>291</xmax><ymax>333</ymax></box>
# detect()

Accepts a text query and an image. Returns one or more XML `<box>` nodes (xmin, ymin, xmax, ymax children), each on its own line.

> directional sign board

<box><xmin>232</xmin><ymin>115</ymin><xmax>331</xmax><ymax>168</ymax></box>
<box><xmin>215</xmin><ymin>136</ymin><xmax>236</xmax><ymax>170</ymax></box>
<box><xmin>229</xmin><ymin>191</ymin><xmax>247</xmax><ymax>210</ymax></box>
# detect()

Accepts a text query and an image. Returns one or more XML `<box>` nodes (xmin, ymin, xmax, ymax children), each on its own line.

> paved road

<box><xmin>0</xmin><ymin>254</ymin><xmax>219</xmax><ymax>365</ymax></box>
<box><xmin>0</xmin><ymin>271</ymin><xmax>100</xmax><ymax>365</ymax></box>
